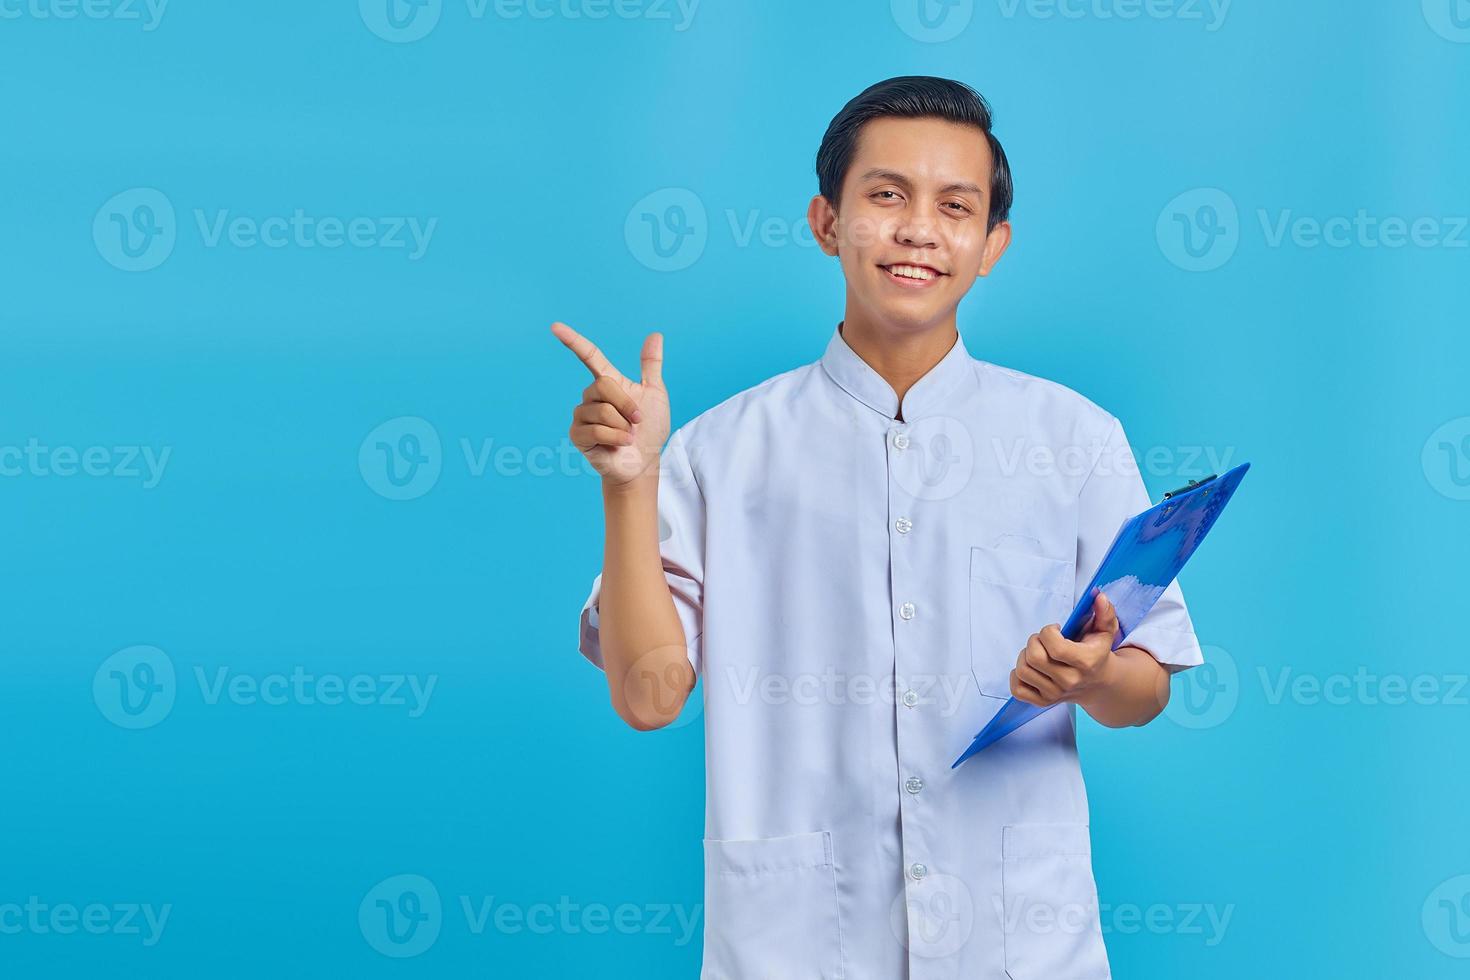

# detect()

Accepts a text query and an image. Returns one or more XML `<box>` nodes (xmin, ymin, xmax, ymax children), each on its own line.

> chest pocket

<box><xmin>969</xmin><ymin>544</ymin><xmax>1075</xmax><ymax>700</ymax></box>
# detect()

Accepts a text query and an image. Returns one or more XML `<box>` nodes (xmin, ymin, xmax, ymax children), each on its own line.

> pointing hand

<box><xmin>552</xmin><ymin>321</ymin><xmax>672</xmax><ymax>487</ymax></box>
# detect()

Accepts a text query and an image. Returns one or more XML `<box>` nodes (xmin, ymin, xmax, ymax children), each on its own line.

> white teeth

<box><xmin>887</xmin><ymin>264</ymin><xmax>935</xmax><ymax>281</ymax></box>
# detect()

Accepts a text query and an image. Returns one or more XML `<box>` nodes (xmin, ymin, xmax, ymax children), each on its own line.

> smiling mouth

<box><xmin>881</xmin><ymin>263</ymin><xmax>946</xmax><ymax>286</ymax></box>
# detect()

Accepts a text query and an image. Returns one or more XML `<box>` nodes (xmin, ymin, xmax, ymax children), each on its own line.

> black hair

<box><xmin>816</xmin><ymin>76</ymin><xmax>1013</xmax><ymax>230</ymax></box>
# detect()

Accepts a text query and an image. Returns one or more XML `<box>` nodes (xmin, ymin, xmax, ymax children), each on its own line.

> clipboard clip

<box><xmin>1162</xmin><ymin>474</ymin><xmax>1218</xmax><ymax>500</ymax></box>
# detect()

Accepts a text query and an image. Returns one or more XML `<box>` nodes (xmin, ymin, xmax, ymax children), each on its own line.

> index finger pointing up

<box><xmin>640</xmin><ymin>332</ymin><xmax>664</xmax><ymax>388</ymax></box>
<box><xmin>550</xmin><ymin>321</ymin><xmax>623</xmax><ymax>380</ymax></box>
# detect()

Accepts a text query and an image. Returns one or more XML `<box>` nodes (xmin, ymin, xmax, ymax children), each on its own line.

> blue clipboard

<box><xmin>951</xmin><ymin>462</ymin><xmax>1251</xmax><ymax>767</ymax></box>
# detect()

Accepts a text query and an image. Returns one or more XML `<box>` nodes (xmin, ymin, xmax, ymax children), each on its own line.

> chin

<box><xmin>870</xmin><ymin>298</ymin><xmax>952</xmax><ymax>333</ymax></box>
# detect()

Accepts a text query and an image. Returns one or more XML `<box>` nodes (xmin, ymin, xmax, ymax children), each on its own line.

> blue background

<box><xmin>3</xmin><ymin>0</ymin><xmax>1469</xmax><ymax>976</ymax></box>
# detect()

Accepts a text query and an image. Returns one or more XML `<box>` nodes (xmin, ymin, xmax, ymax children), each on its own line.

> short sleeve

<box><xmin>1074</xmin><ymin>416</ymin><xmax>1204</xmax><ymax>672</ymax></box>
<box><xmin>577</xmin><ymin>424</ymin><xmax>706</xmax><ymax>675</ymax></box>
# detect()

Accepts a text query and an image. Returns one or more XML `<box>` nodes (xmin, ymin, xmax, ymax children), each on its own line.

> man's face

<box><xmin>810</xmin><ymin>116</ymin><xmax>1011</xmax><ymax>333</ymax></box>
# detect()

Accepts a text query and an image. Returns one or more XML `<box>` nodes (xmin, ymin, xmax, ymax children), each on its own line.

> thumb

<box><xmin>1089</xmin><ymin>591</ymin><xmax>1119</xmax><ymax>644</ymax></box>
<box><xmin>641</xmin><ymin>332</ymin><xmax>665</xmax><ymax>388</ymax></box>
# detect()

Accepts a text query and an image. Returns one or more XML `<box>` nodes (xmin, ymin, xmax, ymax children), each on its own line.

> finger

<box><xmin>570</xmin><ymin>423</ymin><xmax>636</xmax><ymax>451</ymax></box>
<box><xmin>1037</xmin><ymin>624</ymin><xmax>1072</xmax><ymax>660</ymax></box>
<box><xmin>583</xmin><ymin>376</ymin><xmax>642</xmax><ymax>425</ymax></box>
<box><xmin>551</xmin><ymin>321</ymin><xmax>623</xmax><ymax>381</ymax></box>
<box><xmin>1017</xmin><ymin>663</ymin><xmax>1063</xmax><ymax>704</ymax></box>
<box><xmin>1022</xmin><ymin>637</ymin><xmax>1079</xmax><ymax>690</ymax></box>
<box><xmin>1011</xmin><ymin>668</ymin><xmax>1056</xmax><ymax>707</ymax></box>
<box><xmin>574</xmin><ymin>402</ymin><xmax>632</xmax><ymax>432</ymax></box>
<box><xmin>1010</xmin><ymin>669</ymin><xmax>1041</xmax><ymax>705</ymax></box>
<box><xmin>640</xmin><ymin>332</ymin><xmax>664</xmax><ymax>388</ymax></box>
<box><xmin>1037</xmin><ymin>624</ymin><xmax>1090</xmax><ymax>669</ymax></box>
<box><xmin>1023</xmin><ymin>633</ymin><xmax>1062</xmax><ymax>677</ymax></box>
<box><xmin>1090</xmin><ymin>591</ymin><xmax>1120</xmax><ymax>642</ymax></box>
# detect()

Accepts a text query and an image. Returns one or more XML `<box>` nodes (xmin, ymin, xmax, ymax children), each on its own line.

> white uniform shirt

<box><xmin>577</xmin><ymin>323</ymin><xmax>1203</xmax><ymax>979</ymax></box>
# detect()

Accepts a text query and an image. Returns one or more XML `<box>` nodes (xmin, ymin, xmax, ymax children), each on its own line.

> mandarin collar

<box><xmin>819</xmin><ymin>322</ymin><xmax>974</xmax><ymax>421</ymax></box>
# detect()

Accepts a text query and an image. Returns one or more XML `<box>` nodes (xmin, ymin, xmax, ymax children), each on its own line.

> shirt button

<box><xmin>909</xmin><ymin>863</ymin><xmax>928</xmax><ymax>880</ymax></box>
<box><xmin>893</xmin><ymin>432</ymin><xmax>910</xmax><ymax>450</ymax></box>
<box><xmin>895</xmin><ymin>516</ymin><xmax>912</xmax><ymax>534</ymax></box>
<box><xmin>905</xmin><ymin>776</ymin><xmax>924</xmax><ymax>794</ymax></box>
<box><xmin>902</xmin><ymin>689</ymin><xmax>920</xmax><ymax>707</ymax></box>
<box><xmin>898</xmin><ymin>601</ymin><xmax>915</xmax><ymax>620</ymax></box>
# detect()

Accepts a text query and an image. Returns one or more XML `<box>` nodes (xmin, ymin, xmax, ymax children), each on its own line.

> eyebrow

<box><xmin>857</xmin><ymin>168</ymin><xmax>985</xmax><ymax>197</ymax></box>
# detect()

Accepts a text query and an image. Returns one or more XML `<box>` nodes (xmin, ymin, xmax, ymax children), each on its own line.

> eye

<box><xmin>871</xmin><ymin>190</ymin><xmax>902</xmax><ymax>202</ymax></box>
<box><xmin>943</xmin><ymin>201</ymin><xmax>972</xmax><ymax>215</ymax></box>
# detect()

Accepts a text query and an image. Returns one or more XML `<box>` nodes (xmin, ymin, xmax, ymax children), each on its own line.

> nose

<box><xmin>894</xmin><ymin>203</ymin><xmax>939</xmax><ymax>249</ymax></box>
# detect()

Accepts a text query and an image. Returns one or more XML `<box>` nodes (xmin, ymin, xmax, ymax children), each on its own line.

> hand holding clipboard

<box><xmin>952</xmin><ymin>462</ymin><xmax>1251</xmax><ymax>767</ymax></box>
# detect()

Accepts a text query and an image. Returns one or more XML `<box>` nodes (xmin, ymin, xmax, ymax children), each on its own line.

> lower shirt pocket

<box><xmin>1000</xmin><ymin>823</ymin><xmax>1110</xmax><ymax>980</ymax></box>
<box><xmin>701</xmin><ymin>829</ymin><xmax>844</xmax><ymax>980</ymax></box>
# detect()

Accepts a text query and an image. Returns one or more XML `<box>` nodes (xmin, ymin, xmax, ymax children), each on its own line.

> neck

<box><xmin>838</xmin><ymin>311</ymin><xmax>959</xmax><ymax>421</ymax></box>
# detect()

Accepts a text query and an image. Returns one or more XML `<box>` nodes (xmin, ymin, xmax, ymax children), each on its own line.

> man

<box><xmin>553</xmin><ymin>75</ymin><xmax>1201</xmax><ymax>979</ymax></box>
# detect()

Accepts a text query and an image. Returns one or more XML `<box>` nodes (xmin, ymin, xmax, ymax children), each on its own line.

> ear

<box><xmin>807</xmin><ymin>194</ymin><xmax>840</xmax><ymax>257</ymax></box>
<box><xmin>975</xmin><ymin>219</ymin><xmax>1012</xmax><ymax>278</ymax></box>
